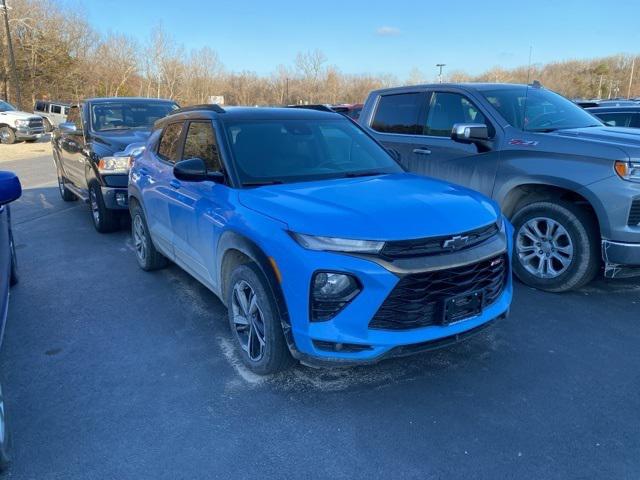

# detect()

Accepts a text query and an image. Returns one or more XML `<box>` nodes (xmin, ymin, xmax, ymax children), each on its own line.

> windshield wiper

<box><xmin>242</xmin><ymin>180</ymin><xmax>284</xmax><ymax>187</ymax></box>
<box><xmin>344</xmin><ymin>171</ymin><xmax>385</xmax><ymax>178</ymax></box>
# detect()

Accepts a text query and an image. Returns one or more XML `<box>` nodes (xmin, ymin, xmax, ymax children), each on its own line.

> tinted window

<box><xmin>91</xmin><ymin>101</ymin><xmax>178</xmax><ymax>132</ymax></box>
<box><xmin>51</xmin><ymin>105</ymin><xmax>62</xmax><ymax>114</ymax></box>
<box><xmin>595</xmin><ymin>112</ymin><xmax>633</xmax><ymax>127</ymax></box>
<box><xmin>224</xmin><ymin>118</ymin><xmax>402</xmax><ymax>185</ymax></box>
<box><xmin>35</xmin><ymin>101</ymin><xmax>46</xmax><ymax>112</ymax></box>
<box><xmin>424</xmin><ymin>92</ymin><xmax>491</xmax><ymax>137</ymax></box>
<box><xmin>371</xmin><ymin>93</ymin><xmax>423</xmax><ymax>134</ymax></box>
<box><xmin>0</xmin><ymin>101</ymin><xmax>16</xmax><ymax>113</ymax></box>
<box><xmin>157</xmin><ymin>123</ymin><xmax>183</xmax><ymax>163</ymax></box>
<box><xmin>182</xmin><ymin>122</ymin><xmax>221</xmax><ymax>172</ymax></box>
<box><xmin>482</xmin><ymin>87</ymin><xmax>602</xmax><ymax>131</ymax></box>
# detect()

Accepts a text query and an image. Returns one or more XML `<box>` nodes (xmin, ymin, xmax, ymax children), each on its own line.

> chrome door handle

<box><xmin>413</xmin><ymin>148</ymin><xmax>432</xmax><ymax>155</ymax></box>
<box><xmin>170</xmin><ymin>179</ymin><xmax>181</xmax><ymax>189</ymax></box>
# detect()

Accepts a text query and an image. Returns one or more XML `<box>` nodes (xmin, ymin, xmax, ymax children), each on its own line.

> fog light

<box><xmin>115</xmin><ymin>192</ymin><xmax>128</xmax><ymax>206</ymax></box>
<box><xmin>310</xmin><ymin>272</ymin><xmax>360</xmax><ymax>321</ymax></box>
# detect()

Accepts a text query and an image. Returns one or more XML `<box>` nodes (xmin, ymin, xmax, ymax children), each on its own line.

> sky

<box><xmin>81</xmin><ymin>0</ymin><xmax>640</xmax><ymax>81</ymax></box>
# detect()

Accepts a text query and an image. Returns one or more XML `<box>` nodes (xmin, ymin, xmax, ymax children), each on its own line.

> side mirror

<box><xmin>0</xmin><ymin>171</ymin><xmax>22</xmax><ymax>205</ymax></box>
<box><xmin>59</xmin><ymin>122</ymin><xmax>78</xmax><ymax>134</ymax></box>
<box><xmin>174</xmin><ymin>158</ymin><xmax>225</xmax><ymax>183</ymax></box>
<box><xmin>451</xmin><ymin>123</ymin><xmax>489</xmax><ymax>144</ymax></box>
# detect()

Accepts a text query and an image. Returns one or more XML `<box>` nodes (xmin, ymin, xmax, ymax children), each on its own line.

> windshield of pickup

<box><xmin>91</xmin><ymin>101</ymin><xmax>178</xmax><ymax>132</ymax></box>
<box><xmin>0</xmin><ymin>101</ymin><xmax>16</xmax><ymax>113</ymax></box>
<box><xmin>223</xmin><ymin>117</ymin><xmax>403</xmax><ymax>186</ymax></box>
<box><xmin>481</xmin><ymin>87</ymin><xmax>602</xmax><ymax>132</ymax></box>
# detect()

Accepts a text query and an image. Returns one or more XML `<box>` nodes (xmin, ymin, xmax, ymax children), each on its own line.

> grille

<box><xmin>629</xmin><ymin>199</ymin><xmax>640</xmax><ymax>226</ymax></box>
<box><xmin>369</xmin><ymin>254</ymin><xmax>508</xmax><ymax>330</ymax></box>
<box><xmin>381</xmin><ymin>223</ymin><xmax>499</xmax><ymax>259</ymax></box>
<box><xmin>28</xmin><ymin>118</ymin><xmax>44</xmax><ymax>128</ymax></box>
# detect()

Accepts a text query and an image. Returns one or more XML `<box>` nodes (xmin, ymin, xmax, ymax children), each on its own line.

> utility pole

<box><xmin>627</xmin><ymin>57</ymin><xmax>636</xmax><ymax>99</ymax></box>
<box><xmin>436</xmin><ymin>63</ymin><xmax>446</xmax><ymax>84</ymax></box>
<box><xmin>0</xmin><ymin>0</ymin><xmax>21</xmax><ymax>107</ymax></box>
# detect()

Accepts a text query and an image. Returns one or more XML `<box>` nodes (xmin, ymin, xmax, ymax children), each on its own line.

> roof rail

<box><xmin>172</xmin><ymin>104</ymin><xmax>225</xmax><ymax>114</ymax></box>
<box><xmin>286</xmin><ymin>104</ymin><xmax>335</xmax><ymax>113</ymax></box>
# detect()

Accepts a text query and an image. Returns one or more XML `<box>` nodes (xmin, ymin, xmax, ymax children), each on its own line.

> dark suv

<box><xmin>361</xmin><ymin>83</ymin><xmax>640</xmax><ymax>292</ymax></box>
<box><xmin>52</xmin><ymin>98</ymin><xmax>178</xmax><ymax>232</ymax></box>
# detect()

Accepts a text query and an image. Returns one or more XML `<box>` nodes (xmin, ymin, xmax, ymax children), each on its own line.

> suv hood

<box><xmin>238</xmin><ymin>173</ymin><xmax>500</xmax><ymax>240</ymax></box>
<box><xmin>551</xmin><ymin>126</ymin><xmax>640</xmax><ymax>159</ymax></box>
<box><xmin>92</xmin><ymin>129</ymin><xmax>152</xmax><ymax>154</ymax></box>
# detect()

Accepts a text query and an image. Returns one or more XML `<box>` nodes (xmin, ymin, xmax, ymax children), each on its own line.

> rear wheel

<box><xmin>43</xmin><ymin>118</ymin><xmax>52</xmax><ymax>133</ymax></box>
<box><xmin>226</xmin><ymin>263</ymin><xmax>292</xmax><ymax>375</ymax></box>
<box><xmin>89</xmin><ymin>182</ymin><xmax>119</xmax><ymax>233</ymax></box>
<box><xmin>512</xmin><ymin>200</ymin><xmax>600</xmax><ymax>292</ymax></box>
<box><xmin>56</xmin><ymin>168</ymin><xmax>77</xmax><ymax>202</ymax></box>
<box><xmin>0</xmin><ymin>127</ymin><xmax>15</xmax><ymax>145</ymax></box>
<box><xmin>130</xmin><ymin>202</ymin><xmax>167</xmax><ymax>271</ymax></box>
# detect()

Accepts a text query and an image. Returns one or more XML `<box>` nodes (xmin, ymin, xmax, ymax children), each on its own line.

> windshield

<box><xmin>91</xmin><ymin>101</ymin><xmax>178</xmax><ymax>132</ymax></box>
<box><xmin>223</xmin><ymin>118</ymin><xmax>403</xmax><ymax>186</ymax></box>
<box><xmin>0</xmin><ymin>101</ymin><xmax>16</xmax><ymax>113</ymax></box>
<box><xmin>481</xmin><ymin>87</ymin><xmax>602</xmax><ymax>132</ymax></box>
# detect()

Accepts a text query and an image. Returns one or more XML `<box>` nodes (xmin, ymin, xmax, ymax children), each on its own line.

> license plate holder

<box><xmin>443</xmin><ymin>290</ymin><xmax>483</xmax><ymax>325</ymax></box>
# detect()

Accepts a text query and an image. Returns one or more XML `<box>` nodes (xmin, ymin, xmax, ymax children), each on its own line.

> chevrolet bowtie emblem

<box><xmin>442</xmin><ymin>235</ymin><xmax>470</xmax><ymax>250</ymax></box>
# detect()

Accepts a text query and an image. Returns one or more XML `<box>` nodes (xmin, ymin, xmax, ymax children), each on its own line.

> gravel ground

<box><xmin>0</xmin><ymin>142</ymin><xmax>639</xmax><ymax>479</ymax></box>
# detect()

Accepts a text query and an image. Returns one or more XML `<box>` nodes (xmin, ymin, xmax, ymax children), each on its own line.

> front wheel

<box><xmin>130</xmin><ymin>202</ymin><xmax>167</xmax><ymax>271</ymax></box>
<box><xmin>89</xmin><ymin>182</ymin><xmax>119</xmax><ymax>233</ymax></box>
<box><xmin>0</xmin><ymin>127</ymin><xmax>15</xmax><ymax>145</ymax></box>
<box><xmin>56</xmin><ymin>168</ymin><xmax>76</xmax><ymax>202</ymax></box>
<box><xmin>226</xmin><ymin>263</ymin><xmax>292</xmax><ymax>375</ymax></box>
<box><xmin>512</xmin><ymin>200</ymin><xmax>600</xmax><ymax>292</ymax></box>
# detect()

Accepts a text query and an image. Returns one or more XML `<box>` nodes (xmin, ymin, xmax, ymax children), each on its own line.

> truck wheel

<box><xmin>226</xmin><ymin>263</ymin><xmax>292</xmax><ymax>375</ymax></box>
<box><xmin>130</xmin><ymin>202</ymin><xmax>167</xmax><ymax>271</ymax></box>
<box><xmin>0</xmin><ymin>127</ymin><xmax>15</xmax><ymax>145</ymax></box>
<box><xmin>43</xmin><ymin>118</ymin><xmax>52</xmax><ymax>133</ymax></box>
<box><xmin>89</xmin><ymin>182</ymin><xmax>119</xmax><ymax>233</ymax></box>
<box><xmin>512</xmin><ymin>200</ymin><xmax>599</xmax><ymax>292</ymax></box>
<box><xmin>56</xmin><ymin>168</ymin><xmax>77</xmax><ymax>202</ymax></box>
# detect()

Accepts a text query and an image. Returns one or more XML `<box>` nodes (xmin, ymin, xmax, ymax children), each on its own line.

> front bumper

<box><xmin>15</xmin><ymin>126</ymin><xmax>45</xmax><ymax>139</ymax></box>
<box><xmin>100</xmin><ymin>187</ymin><xmax>129</xmax><ymax>210</ymax></box>
<box><xmin>602</xmin><ymin>240</ymin><xmax>640</xmax><ymax>278</ymax></box>
<box><xmin>273</xmin><ymin>220</ymin><xmax>514</xmax><ymax>364</ymax></box>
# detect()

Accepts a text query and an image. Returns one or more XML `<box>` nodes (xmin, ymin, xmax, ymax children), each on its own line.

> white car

<box><xmin>0</xmin><ymin>100</ymin><xmax>45</xmax><ymax>144</ymax></box>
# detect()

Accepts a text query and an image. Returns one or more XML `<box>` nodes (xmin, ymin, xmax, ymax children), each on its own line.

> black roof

<box><xmin>370</xmin><ymin>82</ymin><xmax>538</xmax><ymax>96</ymax></box>
<box><xmin>85</xmin><ymin>97</ymin><xmax>178</xmax><ymax>104</ymax></box>
<box><xmin>586</xmin><ymin>105</ymin><xmax>640</xmax><ymax>113</ymax></box>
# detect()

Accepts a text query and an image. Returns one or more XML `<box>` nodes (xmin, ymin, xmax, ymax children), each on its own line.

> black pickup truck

<box><xmin>52</xmin><ymin>97</ymin><xmax>178</xmax><ymax>232</ymax></box>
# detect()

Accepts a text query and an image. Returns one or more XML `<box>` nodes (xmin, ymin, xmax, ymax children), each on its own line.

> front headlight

<box><xmin>615</xmin><ymin>161</ymin><xmax>640</xmax><ymax>183</ymax></box>
<box><xmin>14</xmin><ymin>119</ymin><xmax>29</xmax><ymax>127</ymax></box>
<box><xmin>97</xmin><ymin>156</ymin><xmax>131</xmax><ymax>174</ymax></box>
<box><xmin>290</xmin><ymin>232</ymin><xmax>384</xmax><ymax>253</ymax></box>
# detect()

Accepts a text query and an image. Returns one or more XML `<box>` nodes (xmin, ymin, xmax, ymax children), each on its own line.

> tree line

<box><xmin>1</xmin><ymin>0</ymin><xmax>639</xmax><ymax>111</ymax></box>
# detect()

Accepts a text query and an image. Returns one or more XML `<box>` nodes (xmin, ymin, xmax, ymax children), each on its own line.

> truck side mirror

<box><xmin>59</xmin><ymin>122</ymin><xmax>78</xmax><ymax>134</ymax></box>
<box><xmin>451</xmin><ymin>123</ymin><xmax>489</xmax><ymax>144</ymax></box>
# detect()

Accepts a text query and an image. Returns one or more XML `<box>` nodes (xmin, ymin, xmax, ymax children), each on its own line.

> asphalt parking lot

<box><xmin>1</xmin><ymin>141</ymin><xmax>639</xmax><ymax>479</ymax></box>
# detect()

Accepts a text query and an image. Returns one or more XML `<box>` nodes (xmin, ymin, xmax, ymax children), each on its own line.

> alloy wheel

<box><xmin>0</xmin><ymin>129</ymin><xmax>9</xmax><ymax>144</ymax></box>
<box><xmin>231</xmin><ymin>280</ymin><xmax>266</xmax><ymax>361</ymax></box>
<box><xmin>516</xmin><ymin>217</ymin><xmax>574</xmax><ymax>279</ymax></box>
<box><xmin>89</xmin><ymin>189</ymin><xmax>100</xmax><ymax>225</ymax></box>
<box><xmin>132</xmin><ymin>215</ymin><xmax>147</xmax><ymax>263</ymax></box>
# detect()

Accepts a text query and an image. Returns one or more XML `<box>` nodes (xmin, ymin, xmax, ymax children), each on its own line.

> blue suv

<box><xmin>128</xmin><ymin>105</ymin><xmax>513</xmax><ymax>374</ymax></box>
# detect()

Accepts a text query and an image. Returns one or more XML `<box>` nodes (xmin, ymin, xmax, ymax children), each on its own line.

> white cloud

<box><xmin>375</xmin><ymin>26</ymin><xmax>401</xmax><ymax>36</ymax></box>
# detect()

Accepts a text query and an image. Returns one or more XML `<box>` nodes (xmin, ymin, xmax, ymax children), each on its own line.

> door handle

<box><xmin>413</xmin><ymin>147</ymin><xmax>432</xmax><ymax>155</ymax></box>
<box><xmin>170</xmin><ymin>179</ymin><xmax>181</xmax><ymax>189</ymax></box>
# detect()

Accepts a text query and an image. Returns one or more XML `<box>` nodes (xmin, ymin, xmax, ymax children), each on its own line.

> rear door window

<box><xmin>157</xmin><ymin>123</ymin><xmax>184</xmax><ymax>163</ymax></box>
<box><xmin>597</xmin><ymin>112</ymin><xmax>633</xmax><ymax>127</ymax></box>
<box><xmin>51</xmin><ymin>105</ymin><xmax>62</xmax><ymax>114</ymax></box>
<box><xmin>182</xmin><ymin>121</ymin><xmax>221</xmax><ymax>172</ymax></box>
<box><xmin>424</xmin><ymin>92</ymin><xmax>491</xmax><ymax>137</ymax></box>
<box><xmin>371</xmin><ymin>93</ymin><xmax>425</xmax><ymax>134</ymax></box>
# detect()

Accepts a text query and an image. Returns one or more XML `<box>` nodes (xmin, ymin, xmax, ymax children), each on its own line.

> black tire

<box><xmin>130</xmin><ymin>201</ymin><xmax>167</xmax><ymax>271</ymax></box>
<box><xmin>23</xmin><ymin>138</ymin><xmax>37</xmax><ymax>143</ymax></box>
<box><xmin>226</xmin><ymin>263</ymin><xmax>292</xmax><ymax>374</ymax></box>
<box><xmin>56</xmin><ymin>167</ymin><xmax>77</xmax><ymax>202</ymax></box>
<box><xmin>511</xmin><ymin>200</ymin><xmax>600</xmax><ymax>292</ymax></box>
<box><xmin>43</xmin><ymin>118</ymin><xmax>52</xmax><ymax>133</ymax></box>
<box><xmin>9</xmin><ymin>231</ymin><xmax>17</xmax><ymax>287</ymax></box>
<box><xmin>0</xmin><ymin>383</ymin><xmax>12</xmax><ymax>471</ymax></box>
<box><xmin>0</xmin><ymin>127</ymin><xmax>15</xmax><ymax>145</ymax></box>
<box><xmin>89</xmin><ymin>182</ymin><xmax>119</xmax><ymax>233</ymax></box>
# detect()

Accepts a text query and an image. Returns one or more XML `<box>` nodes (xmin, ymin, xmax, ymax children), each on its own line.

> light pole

<box><xmin>436</xmin><ymin>63</ymin><xmax>446</xmax><ymax>83</ymax></box>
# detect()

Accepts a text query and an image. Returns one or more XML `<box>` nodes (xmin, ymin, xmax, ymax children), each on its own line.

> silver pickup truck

<box><xmin>360</xmin><ymin>83</ymin><xmax>640</xmax><ymax>292</ymax></box>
